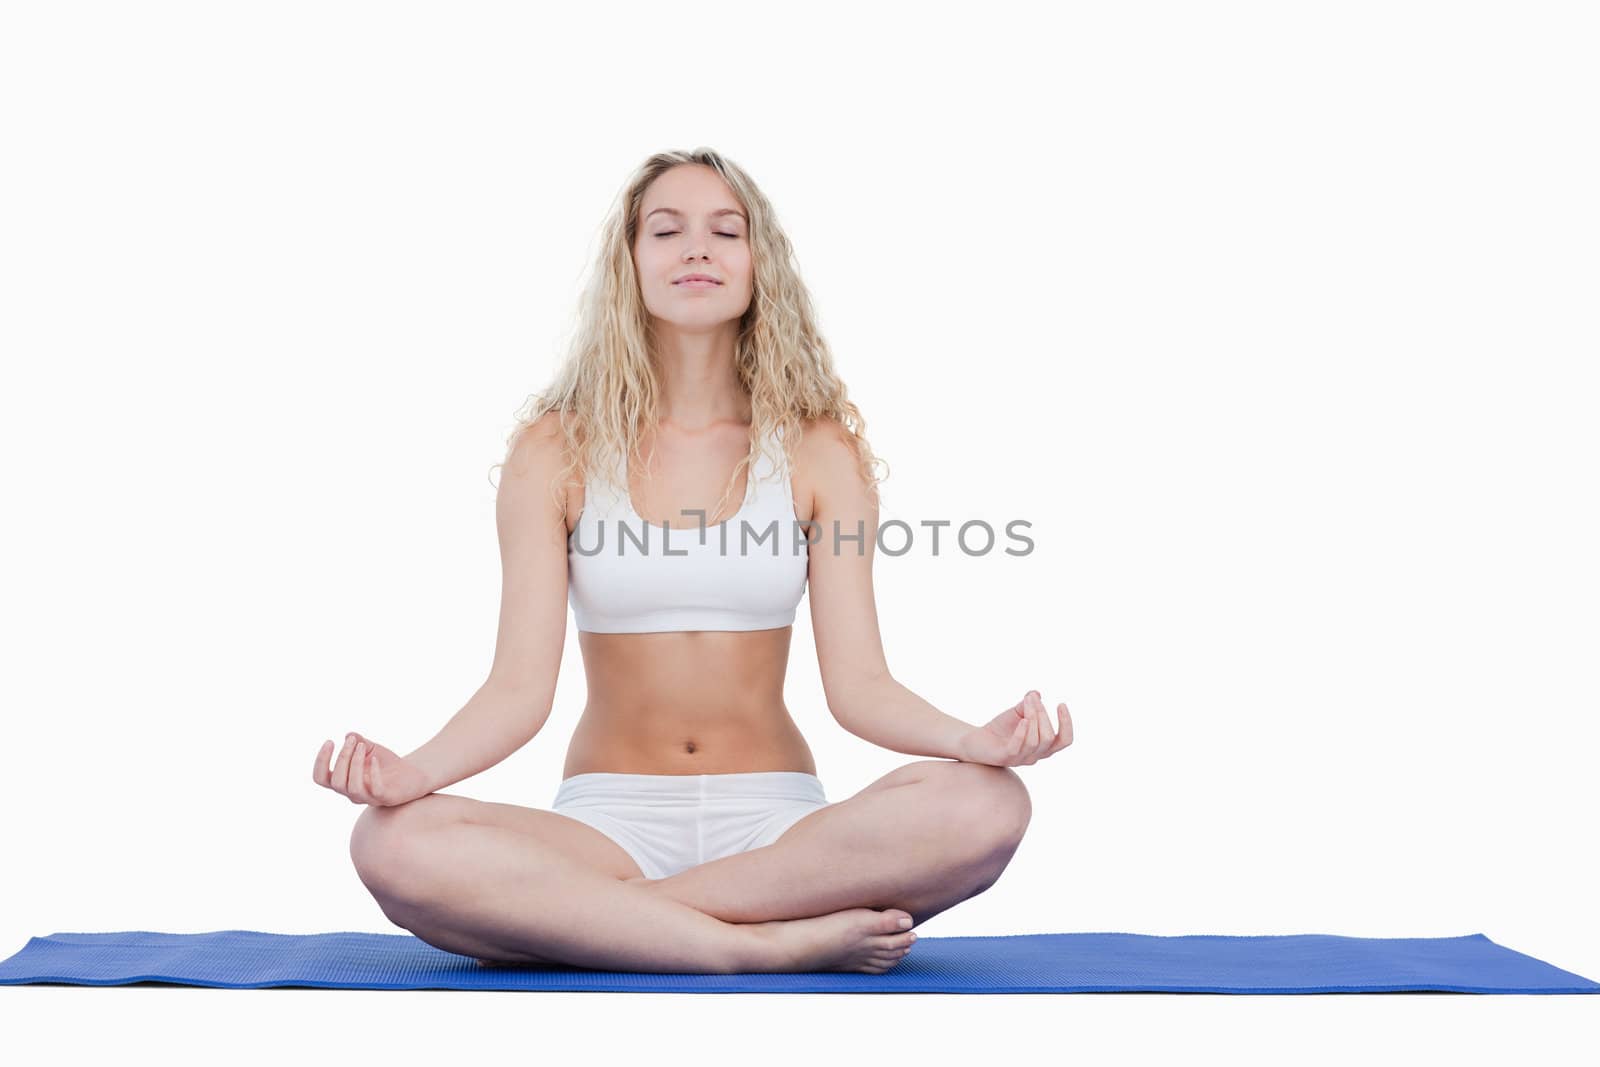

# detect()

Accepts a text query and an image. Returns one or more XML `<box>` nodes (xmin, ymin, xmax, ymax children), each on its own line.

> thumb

<box><xmin>968</xmin><ymin>715</ymin><xmax>1028</xmax><ymax>766</ymax></box>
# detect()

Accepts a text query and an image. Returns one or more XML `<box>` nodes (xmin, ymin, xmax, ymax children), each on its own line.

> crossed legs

<box><xmin>348</xmin><ymin>759</ymin><xmax>1031</xmax><ymax>971</ymax></box>
<box><xmin>629</xmin><ymin>760</ymin><xmax>1032</xmax><ymax>924</ymax></box>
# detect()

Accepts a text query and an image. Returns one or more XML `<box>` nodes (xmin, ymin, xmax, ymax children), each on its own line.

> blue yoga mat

<box><xmin>1</xmin><ymin>930</ymin><xmax>1595</xmax><ymax>993</ymax></box>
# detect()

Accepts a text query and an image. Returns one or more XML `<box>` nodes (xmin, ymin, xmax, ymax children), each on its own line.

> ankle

<box><xmin>734</xmin><ymin>921</ymin><xmax>792</xmax><ymax>973</ymax></box>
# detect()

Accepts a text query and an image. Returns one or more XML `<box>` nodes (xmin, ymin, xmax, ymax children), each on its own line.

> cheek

<box><xmin>637</xmin><ymin>237</ymin><xmax>676</xmax><ymax>266</ymax></box>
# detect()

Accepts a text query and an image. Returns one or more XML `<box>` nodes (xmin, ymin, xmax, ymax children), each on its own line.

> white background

<box><xmin>2</xmin><ymin>0</ymin><xmax>1595</xmax><ymax>1061</ymax></box>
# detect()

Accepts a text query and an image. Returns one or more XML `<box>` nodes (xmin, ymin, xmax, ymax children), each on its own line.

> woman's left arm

<box><xmin>803</xmin><ymin>419</ymin><xmax>1072</xmax><ymax>767</ymax></box>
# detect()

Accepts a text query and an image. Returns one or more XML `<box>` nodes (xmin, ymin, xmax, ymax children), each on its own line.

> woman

<box><xmin>313</xmin><ymin>148</ymin><xmax>1073</xmax><ymax>975</ymax></box>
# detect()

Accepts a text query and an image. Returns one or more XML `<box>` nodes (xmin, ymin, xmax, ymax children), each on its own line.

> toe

<box><xmin>876</xmin><ymin>909</ymin><xmax>913</xmax><ymax>933</ymax></box>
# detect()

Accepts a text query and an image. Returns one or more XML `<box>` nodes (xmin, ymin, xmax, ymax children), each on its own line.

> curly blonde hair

<box><xmin>489</xmin><ymin>147</ymin><xmax>887</xmax><ymax>524</ymax></box>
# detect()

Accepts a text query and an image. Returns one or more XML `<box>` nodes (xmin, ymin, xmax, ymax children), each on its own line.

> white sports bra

<box><xmin>567</xmin><ymin>426</ymin><xmax>810</xmax><ymax>633</ymax></box>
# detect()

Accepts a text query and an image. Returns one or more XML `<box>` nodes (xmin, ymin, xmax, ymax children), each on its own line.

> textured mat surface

<box><xmin>1</xmin><ymin>930</ymin><xmax>1595</xmax><ymax>993</ymax></box>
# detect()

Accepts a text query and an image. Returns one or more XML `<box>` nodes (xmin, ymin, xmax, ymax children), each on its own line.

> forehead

<box><xmin>642</xmin><ymin>165</ymin><xmax>742</xmax><ymax>215</ymax></box>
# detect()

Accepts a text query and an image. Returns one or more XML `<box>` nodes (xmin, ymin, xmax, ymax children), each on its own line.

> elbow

<box><xmin>824</xmin><ymin>671</ymin><xmax>893</xmax><ymax>731</ymax></box>
<box><xmin>482</xmin><ymin>676</ymin><xmax>553</xmax><ymax>733</ymax></box>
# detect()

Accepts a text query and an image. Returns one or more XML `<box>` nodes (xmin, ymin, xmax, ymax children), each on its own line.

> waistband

<box><xmin>553</xmin><ymin>770</ymin><xmax>826</xmax><ymax>805</ymax></box>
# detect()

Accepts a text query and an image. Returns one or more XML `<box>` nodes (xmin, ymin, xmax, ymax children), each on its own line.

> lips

<box><xmin>673</xmin><ymin>274</ymin><xmax>722</xmax><ymax>285</ymax></box>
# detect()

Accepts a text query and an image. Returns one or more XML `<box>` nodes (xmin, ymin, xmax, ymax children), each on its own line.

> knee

<box><xmin>348</xmin><ymin>802</ymin><xmax>437</xmax><ymax>899</ymax></box>
<box><xmin>938</xmin><ymin>762</ymin><xmax>1032</xmax><ymax>850</ymax></box>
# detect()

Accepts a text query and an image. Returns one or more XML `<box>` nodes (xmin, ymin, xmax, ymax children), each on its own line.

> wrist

<box><xmin>947</xmin><ymin>721</ymin><xmax>975</xmax><ymax>762</ymax></box>
<box><xmin>402</xmin><ymin>743</ymin><xmax>448</xmax><ymax>794</ymax></box>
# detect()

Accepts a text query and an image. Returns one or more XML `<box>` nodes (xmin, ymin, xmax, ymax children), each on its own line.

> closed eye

<box><xmin>654</xmin><ymin>231</ymin><xmax>740</xmax><ymax>239</ymax></box>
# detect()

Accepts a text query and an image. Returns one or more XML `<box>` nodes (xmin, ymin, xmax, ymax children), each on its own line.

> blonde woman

<box><xmin>313</xmin><ymin>148</ymin><xmax>1073</xmax><ymax>974</ymax></box>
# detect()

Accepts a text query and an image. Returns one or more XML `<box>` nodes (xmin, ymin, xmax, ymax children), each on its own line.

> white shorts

<box><xmin>550</xmin><ymin>770</ymin><xmax>829</xmax><ymax>881</ymax></box>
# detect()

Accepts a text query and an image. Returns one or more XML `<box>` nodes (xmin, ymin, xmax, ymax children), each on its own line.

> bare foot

<box><xmin>746</xmin><ymin>907</ymin><xmax>918</xmax><ymax>974</ymax></box>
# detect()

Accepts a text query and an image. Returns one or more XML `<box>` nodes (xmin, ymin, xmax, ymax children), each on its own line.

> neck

<box><xmin>648</xmin><ymin>323</ymin><xmax>749</xmax><ymax>430</ymax></box>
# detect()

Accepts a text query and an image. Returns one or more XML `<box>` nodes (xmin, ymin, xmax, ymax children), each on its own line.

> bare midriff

<box><xmin>558</xmin><ymin>459</ymin><xmax>819</xmax><ymax>781</ymax></box>
<box><xmin>561</xmin><ymin>627</ymin><xmax>819</xmax><ymax>779</ymax></box>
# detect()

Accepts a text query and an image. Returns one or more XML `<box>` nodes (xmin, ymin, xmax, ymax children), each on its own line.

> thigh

<box><xmin>703</xmin><ymin>771</ymin><xmax>830</xmax><ymax>859</ymax></box>
<box><xmin>757</xmin><ymin>760</ymin><xmax>944</xmax><ymax>846</ymax></box>
<box><xmin>770</xmin><ymin>758</ymin><xmax>1022</xmax><ymax>849</ymax></box>
<box><xmin>361</xmin><ymin>791</ymin><xmax>648</xmax><ymax>882</ymax></box>
<box><xmin>847</xmin><ymin>759</ymin><xmax>960</xmax><ymax>800</ymax></box>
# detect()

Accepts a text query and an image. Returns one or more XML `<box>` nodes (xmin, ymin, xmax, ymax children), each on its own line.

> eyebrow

<box><xmin>645</xmin><ymin>207</ymin><xmax>747</xmax><ymax>223</ymax></box>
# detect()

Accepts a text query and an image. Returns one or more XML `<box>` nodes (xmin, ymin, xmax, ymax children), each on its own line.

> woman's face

<box><xmin>633</xmin><ymin>164</ymin><xmax>753</xmax><ymax>330</ymax></box>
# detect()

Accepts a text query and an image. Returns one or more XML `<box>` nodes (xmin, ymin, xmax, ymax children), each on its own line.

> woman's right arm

<box><xmin>399</xmin><ymin>413</ymin><xmax>572</xmax><ymax>794</ymax></box>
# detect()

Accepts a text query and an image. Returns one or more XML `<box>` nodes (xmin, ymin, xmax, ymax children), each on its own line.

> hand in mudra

<box><xmin>312</xmin><ymin>732</ymin><xmax>431</xmax><ymax>807</ymax></box>
<box><xmin>955</xmin><ymin>690</ymin><xmax>1073</xmax><ymax>767</ymax></box>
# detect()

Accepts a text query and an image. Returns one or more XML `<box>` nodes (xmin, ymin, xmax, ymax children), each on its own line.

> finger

<box><xmin>1024</xmin><ymin>694</ymin><xmax>1042</xmax><ymax>762</ymax></box>
<box><xmin>1034</xmin><ymin>692</ymin><xmax>1057</xmax><ymax>746</ymax></box>
<box><xmin>312</xmin><ymin>740</ymin><xmax>334</xmax><ymax>787</ymax></box>
<box><xmin>1044</xmin><ymin>703</ymin><xmax>1074</xmax><ymax>755</ymax></box>
<box><xmin>342</xmin><ymin>742</ymin><xmax>362</xmax><ymax>801</ymax></box>
<box><xmin>354</xmin><ymin>733</ymin><xmax>389</xmax><ymax>765</ymax></box>
<box><xmin>1029</xmin><ymin>692</ymin><xmax>1056</xmax><ymax>760</ymax></box>
<box><xmin>339</xmin><ymin>739</ymin><xmax>358</xmax><ymax>795</ymax></box>
<box><xmin>348</xmin><ymin>743</ymin><xmax>375</xmax><ymax>804</ymax></box>
<box><xmin>368</xmin><ymin>747</ymin><xmax>385</xmax><ymax>804</ymax></box>
<box><xmin>1008</xmin><ymin>714</ymin><xmax>1029</xmax><ymax>759</ymax></box>
<box><xmin>332</xmin><ymin>734</ymin><xmax>358</xmax><ymax>796</ymax></box>
<box><xmin>346</xmin><ymin>743</ymin><xmax>373</xmax><ymax>804</ymax></box>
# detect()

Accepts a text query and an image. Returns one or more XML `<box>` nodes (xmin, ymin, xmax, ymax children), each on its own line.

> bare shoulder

<box><xmin>796</xmin><ymin>415</ymin><xmax>865</xmax><ymax>466</ymax></box>
<box><xmin>504</xmin><ymin>411</ymin><xmax>566</xmax><ymax>469</ymax></box>
<box><xmin>498</xmin><ymin>412</ymin><xmax>574</xmax><ymax>527</ymax></box>
<box><xmin>793</xmin><ymin>416</ymin><xmax>872</xmax><ymax>521</ymax></box>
